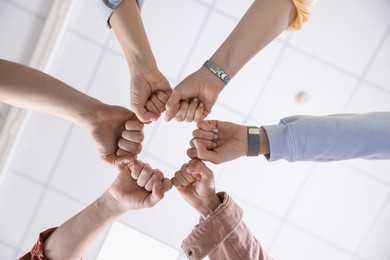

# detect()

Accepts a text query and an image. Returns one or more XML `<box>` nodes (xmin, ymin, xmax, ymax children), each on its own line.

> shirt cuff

<box><xmin>95</xmin><ymin>0</ymin><xmax>145</xmax><ymax>28</ymax></box>
<box><xmin>287</xmin><ymin>0</ymin><xmax>315</xmax><ymax>30</ymax></box>
<box><xmin>262</xmin><ymin>121</ymin><xmax>295</xmax><ymax>162</ymax></box>
<box><xmin>181</xmin><ymin>192</ymin><xmax>243</xmax><ymax>259</ymax></box>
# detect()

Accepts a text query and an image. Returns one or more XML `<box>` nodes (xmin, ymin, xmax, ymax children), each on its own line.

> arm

<box><xmin>188</xmin><ymin>112</ymin><xmax>390</xmax><ymax>164</ymax></box>
<box><xmin>0</xmin><ymin>59</ymin><xmax>143</xmax><ymax>167</ymax></box>
<box><xmin>108</xmin><ymin>0</ymin><xmax>172</xmax><ymax>123</ymax></box>
<box><xmin>21</xmin><ymin>161</ymin><xmax>172</xmax><ymax>260</ymax></box>
<box><xmin>165</xmin><ymin>0</ymin><xmax>312</xmax><ymax>122</ymax></box>
<box><xmin>173</xmin><ymin>160</ymin><xmax>272</xmax><ymax>260</ymax></box>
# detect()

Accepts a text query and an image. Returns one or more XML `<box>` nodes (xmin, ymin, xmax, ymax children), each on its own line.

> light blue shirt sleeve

<box><xmin>262</xmin><ymin>112</ymin><xmax>390</xmax><ymax>162</ymax></box>
<box><xmin>95</xmin><ymin>0</ymin><xmax>145</xmax><ymax>28</ymax></box>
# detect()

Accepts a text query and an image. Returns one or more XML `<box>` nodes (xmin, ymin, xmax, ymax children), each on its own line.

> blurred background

<box><xmin>0</xmin><ymin>0</ymin><xmax>390</xmax><ymax>259</ymax></box>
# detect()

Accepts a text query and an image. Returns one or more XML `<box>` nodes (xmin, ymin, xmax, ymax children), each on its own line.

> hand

<box><xmin>187</xmin><ymin>120</ymin><xmax>247</xmax><ymax>164</ymax></box>
<box><xmin>109</xmin><ymin>160</ymin><xmax>172</xmax><ymax>211</ymax></box>
<box><xmin>172</xmin><ymin>159</ymin><xmax>221</xmax><ymax>218</ymax></box>
<box><xmin>165</xmin><ymin>67</ymin><xmax>224</xmax><ymax>122</ymax></box>
<box><xmin>130</xmin><ymin>68</ymin><xmax>172</xmax><ymax>123</ymax></box>
<box><xmin>89</xmin><ymin>103</ymin><xmax>144</xmax><ymax>168</ymax></box>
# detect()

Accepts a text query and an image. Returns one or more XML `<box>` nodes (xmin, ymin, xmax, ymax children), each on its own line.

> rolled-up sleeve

<box><xmin>95</xmin><ymin>0</ymin><xmax>145</xmax><ymax>28</ymax></box>
<box><xmin>287</xmin><ymin>0</ymin><xmax>314</xmax><ymax>30</ymax></box>
<box><xmin>182</xmin><ymin>192</ymin><xmax>272</xmax><ymax>260</ymax></box>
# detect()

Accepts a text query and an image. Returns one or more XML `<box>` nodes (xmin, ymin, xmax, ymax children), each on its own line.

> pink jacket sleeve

<box><xmin>181</xmin><ymin>192</ymin><xmax>273</xmax><ymax>260</ymax></box>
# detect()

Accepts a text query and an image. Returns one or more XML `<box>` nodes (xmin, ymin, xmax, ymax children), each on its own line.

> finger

<box><xmin>186</xmin><ymin>148</ymin><xmax>198</xmax><ymax>159</ymax></box>
<box><xmin>156</xmin><ymin>91</ymin><xmax>171</xmax><ymax>104</ymax></box>
<box><xmin>180</xmin><ymin>163</ymin><xmax>196</xmax><ymax>183</ymax></box>
<box><xmin>133</xmin><ymin>104</ymin><xmax>158</xmax><ymax>123</ymax></box>
<box><xmin>197</xmin><ymin>120</ymin><xmax>218</xmax><ymax>132</ymax></box>
<box><xmin>192</xmin><ymin>139</ymin><xmax>219</xmax><ymax>164</ymax></box>
<box><xmin>144</xmin><ymin>169</ymin><xmax>163</xmax><ymax>191</ymax></box>
<box><xmin>122</xmin><ymin>130</ymin><xmax>144</xmax><ymax>143</ymax></box>
<box><xmin>174</xmin><ymin>169</ymin><xmax>191</xmax><ymax>187</ymax></box>
<box><xmin>137</xmin><ymin>163</ymin><xmax>153</xmax><ymax>187</ymax></box>
<box><xmin>150</xmin><ymin>93</ymin><xmax>166</xmax><ymax>113</ymax></box>
<box><xmin>131</xmin><ymin>160</ymin><xmax>144</xmax><ymax>179</ymax></box>
<box><xmin>175</xmin><ymin>100</ymin><xmax>190</xmax><ymax>122</ymax></box>
<box><xmin>192</xmin><ymin>129</ymin><xmax>218</xmax><ymax>142</ymax></box>
<box><xmin>165</xmin><ymin>90</ymin><xmax>182</xmax><ymax>121</ymax></box>
<box><xmin>194</xmin><ymin>103</ymin><xmax>206</xmax><ymax>122</ymax></box>
<box><xmin>149</xmin><ymin>178</ymin><xmax>173</xmax><ymax>206</ymax></box>
<box><xmin>184</xmin><ymin>98</ymin><xmax>199</xmax><ymax>122</ymax></box>
<box><xmin>115</xmin><ymin>156</ymin><xmax>134</xmax><ymax>169</ymax></box>
<box><xmin>117</xmin><ymin>139</ymin><xmax>142</xmax><ymax>156</ymax></box>
<box><xmin>171</xmin><ymin>177</ymin><xmax>184</xmax><ymax>189</ymax></box>
<box><xmin>116</xmin><ymin>148</ymin><xmax>137</xmax><ymax>160</ymax></box>
<box><xmin>125</xmin><ymin>120</ymin><xmax>144</xmax><ymax>131</ymax></box>
<box><xmin>145</xmin><ymin>100</ymin><xmax>161</xmax><ymax>119</ymax></box>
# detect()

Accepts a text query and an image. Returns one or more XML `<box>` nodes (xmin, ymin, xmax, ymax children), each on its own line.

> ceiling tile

<box><xmin>217</xmin><ymin>159</ymin><xmax>312</xmax><ymax>217</ymax></box>
<box><xmin>67</xmin><ymin>0</ymin><xmax>111</xmax><ymax>44</ymax></box>
<box><xmin>0</xmin><ymin>172</ymin><xmax>43</xmax><ymax>247</ymax></box>
<box><xmin>270</xmin><ymin>224</ymin><xmax>352</xmax><ymax>259</ymax></box>
<box><xmin>48</xmin><ymin>126</ymin><xmax>117</xmax><ymax>204</ymax></box>
<box><xmin>289</xmin><ymin>0</ymin><xmax>390</xmax><ymax>75</ymax></box>
<box><xmin>48</xmin><ymin>32</ymin><xmax>103</xmax><ymax>90</ymax></box>
<box><xmin>288</xmin><ymin>163</ymin><xmax>389</xmax><ymax>252</ymax></box>
<box><xmin>345</xmin><ymin>82</ymin><xmax>390</xmax><ymax>113</ymax></box>
<box><xmin>0</xmin><ymin>2</ymin><xmax>45</xmax><ymax>63</ymax></box>
<box><xmin>9</xmin><ymin>113</ymin><xmax>71</xmax><ymax>183</ymax></box>
<box><xmin>142</xmin><ymin>0</ymin><xmax>209</xmax><ymax>80</ymax></box>
<box><xmin>252</xmin><ymin>47</ymin><xmax>358</xmax><ymax>124</ymax></box>
<box><xmin>20</xmin><ymin>189</ymin><xmax>85</xmax><ymax>252</ymax></box>
<box><xmin>357</xmin><ymin>195</ymin><xmax>390</xmax><ymax>260</ymax></box>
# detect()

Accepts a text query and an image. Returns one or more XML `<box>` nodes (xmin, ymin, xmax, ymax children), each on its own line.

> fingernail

<box><xmin>213</xmin><ymin>142</ymin><xmax>218</xmax><ymax>148</ymax></box>
<box><xmin>193</xmin><ymin>98</ymin><xmax>198</xmax><ymax>102</ymax></box>
<box><xmin>164</xmin><ymin>114</ymin><xmax>170</xmax><ymax>121</ymax></box>
<box><xmin>187</xmin><ymin>165</ymin><xmax>194</xmax><ymax>172</ymax></box>
<box><xmin>199</xmin><ymin>103</ymin><xmax>204</xmax><ymax>107</ymax></box>
<box><xmin>214</xmin><ymin>134</ymin><xmax>218</xmax><ymax>140</ymax></box>
<box><xmin>193</xmin><ymin>139</ymin><xmax>199</xmax><ymax>149</ymax></box>
<box><xmin>150</xmin><ymin>117</ymin><xmax>157</xmax><ymax>122</ymax></box>
<box><xmin>213</xmin><ymin>128</ymin><xmax>219</xmax><ymax>133</ymax></box>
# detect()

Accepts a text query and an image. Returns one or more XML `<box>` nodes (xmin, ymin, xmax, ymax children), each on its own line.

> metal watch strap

<box><xmin>247</xmin><ymin>126</ymin><xmax>260</xmax><ymax>156</ymax></box>
<box><xmin>203</xmin><ymin>60</ymin><xmax>231</xmax><ymax>85</ymax></box>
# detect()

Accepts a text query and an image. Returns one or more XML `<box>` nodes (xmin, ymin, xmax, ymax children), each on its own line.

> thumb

<box><xmin>165</xmin><ymin>90</ymin><xmax>182</xmax><ymax>121</ymax></box>
<box><xmin>137</xmin><ymin>107</ymin><xmax>159</xmax><ymax>123</ymax></box>
<box><xmin>115</xmin><ymin>156</ymin><xmax>134</xmax><ymax>170</ymax></box>
<box><xmin>187</xmin><ymin>160</ymin><xmax>214</xmax><ymax>182</ymax></box>
<box><xmin>150</xmin><ymin>178</ymin><xmax>172</xmax><ymax>206</ymax></box>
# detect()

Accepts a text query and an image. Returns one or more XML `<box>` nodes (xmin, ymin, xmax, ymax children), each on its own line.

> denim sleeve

<box><xmin>262</xmin><ymin>112</ymin><xmax>390</xmax><ymax>162</ymax></box>
<box><xmin>95</xmin><ymin>0</ymin><xmax>145</xmax><ymax>28</ymax></box>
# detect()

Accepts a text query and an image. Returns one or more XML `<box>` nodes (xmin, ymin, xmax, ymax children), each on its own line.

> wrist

<box><xmin>197</xmin><ymin>195</ymin><xmax>222</xmax><ymax>219</ymax></box>
<box><xmin>104</xmin><ymin>188</ymin><xmax>129</xmax><ymax>215</ymax></box>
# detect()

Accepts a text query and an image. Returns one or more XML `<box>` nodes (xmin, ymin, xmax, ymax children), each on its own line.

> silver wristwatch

<box><xmin>203</xmin><ymin>60</ymin><xmax>231</xmax><ymax>85</ymax></box>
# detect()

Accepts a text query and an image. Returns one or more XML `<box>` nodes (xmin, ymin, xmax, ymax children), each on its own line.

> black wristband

<box><xmin>247</xmin><ymin>126</ymin><xmax>260</xmax><ymax>156</ymax></box>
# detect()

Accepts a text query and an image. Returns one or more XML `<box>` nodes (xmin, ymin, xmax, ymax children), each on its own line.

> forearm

<box><xmin>262</xmin><ymin>112</ymin><xmax>390</xmax><ymax>161</ymax></box>
<box><xmin>209</xmin><ymin>0</ymin><xmax>297</xmax><ymax>78</ymax></box>
<box><xmin>110</xmin><ymin>0</ymin><xmax>157</xmax><ymax>73</ymax></box>
<box><xmin>0</xmin><ymin>59</ymin><xmax>102</xmax><ymax>131</ymax></box>
<box><xmin>44</xmin><ymin>190</ymin><xmax>125</xmax><ymax>259</ymax></box>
